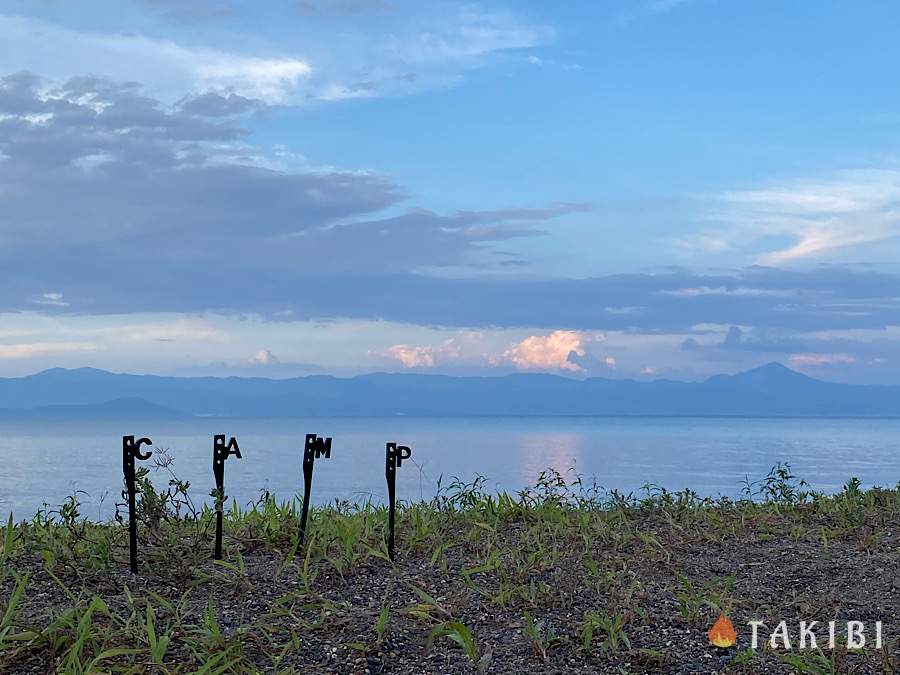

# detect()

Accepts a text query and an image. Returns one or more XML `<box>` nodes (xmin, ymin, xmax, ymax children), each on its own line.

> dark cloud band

<box><xmin>3</xmin><ymin>73</ymin><xmax>900</xmax><ymax>338</ymax></box>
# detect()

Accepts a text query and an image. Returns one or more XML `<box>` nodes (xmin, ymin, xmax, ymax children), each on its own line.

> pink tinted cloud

<box><xmin>0</xmin><ymin>341</ymin><xmax>97</xmax><ymax>359</ymax></box>
<box><xmin>383</xmin><ymin>330</ymin><xmax>607</xmax><ymax>373</ymax></box>
<box><xmin>387</xmin><ymin>344</ymin><xmax>437</xmax><ymax>368</ymax></box>
<box><xmin>788</xmin><ymin>352</ymin><xmax>856</xmax><ymax>367</ymax></box>
<box><xmin>248</xmin><ymin>349</ymin><xmax>279</xmax><ymax>366</ymax></box>
<box><xmin>500</xmin><ymin>330</ymin><xmax>592</xmax><ymax>373</ymax></box>
<box><xmin>383</xmin><ymin>333</ymin><xmax>486</xmax><ymax>369</ymax></box>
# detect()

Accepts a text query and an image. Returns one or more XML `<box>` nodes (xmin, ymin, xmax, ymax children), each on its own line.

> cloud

<box><xmin>681</xmin><ymin>325</ymin><xmax>807</xmax><ymax>355</ymax></box>
<box><xmin>671</xmin><ymin>320</ymin><xmax>900</xmax><ymax>380</ymax></box>
<box><xmin>0</xmin><ymin>71</ymin><xmax>398</xmax><ymax>245</ymax></box>
<box><xmin>381</xmin><ymin>330</ymin><xmax>615</xmax><ymax>374</ymax></box>
<box><xmin>499</xmin><ymin>330</ymin><xmax>595</xmax><ymax>373</ymax></box>
<box><xmin>33</xmin><ymin>292</ymin><xmax>69</xmax><ymax>307</ymax></box>
<box><xmin>0</xmin><ymin>73</ymin><xmax>590</xmax><ymax>317</ymax></box>
<box><xmin>176</xmin><ymin>92</ymin><xmax>268</xmax><ymax>118</ymax></box>
<box><xmin>789</xmin><ymin>352</ymin><xmax>857</xmax><ymax>368</ymax></box>
<box><xmin>305</xmin><ymin>202</ymin><xmax>589</xmax><ymax>273</ymax></box>
<box><xmin>260</xmin><ymin>266</ymin><xmax>900</xmax><ymax>335</ymax></box>
<box><xmin>1</xmin><ymin>308</ymin><xmax>897</xmax><ymax>383</ymax></box>
<box><xmin>659</xmin><ymin>286</ymin><xmax>797</xmax><ymax>298</ymax></box>
<box><xmin>683</xmin><ymin>170</ymin><xmax>900</xmax><ymax>265</ymax></box>
<box><xmin>321</xmin><ymin>5</ymin><xmax>554</xmax><ymax>97</ymax></box>
<box><xmin>191</xmin><ymin>56</ymin><xmax>311</xmax><ymax>103</ymax></box>
<box><xmin>524</xmin><ymin>54</ymin><xmax>582</xmax><ymax>71</ymax></box>
<box><xmin>2</xmin><ymin>77</ymin><xmax>900</xmax><ymax>349</ymax></box>
<box><xmin>387</xmin><ymin>344</ymin><xmax>437</xmax><ymax>368</ymax></box>
<box><xmin>382</xmin><ymin>332</ymin><xmax>487</xmax><ymax>369</ymax></box>
<box><xmin>0</xmin><ymin>7</ymin><xmax>552</xmax><ymax>104</ymax></box>
<box><xmin>248</xmin><ymin>348</ymin><xmax>279</xmax><ymax>366</ymax></box>
<box><xmin>0</xmin><ymin>73</ymin><xmax>404</xmax><ymax>243</ymax></box>
<box><xmin>112</xmin><ymin>319</ymin><xmax>227</xmax><ymax>343</ymax></box>
<box><xmin>0</xmin><ymin>342</ymin><xmax>98</xmax><ymax>359</ymax></box>
<box><xmin>6</xmin><ymin>162</ymin><xmax>900</xmax><ymax>340</ymax></box>
<box><xmin>0</xmin><ymin>15</ymin><xmax>311</xmax><ymax>104</ymax></box>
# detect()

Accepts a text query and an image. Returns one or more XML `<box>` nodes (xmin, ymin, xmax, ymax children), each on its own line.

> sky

<box><xmin>1</xmin><ymin>0</ymin><xmax>900</xmax><ymax>383</ymax></box>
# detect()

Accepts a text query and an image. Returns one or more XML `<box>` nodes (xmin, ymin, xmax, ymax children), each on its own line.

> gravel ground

<box><xmin>2</xmin><ymin>500</ymin><xmax>900</xmax><ymax>673</ymax></box>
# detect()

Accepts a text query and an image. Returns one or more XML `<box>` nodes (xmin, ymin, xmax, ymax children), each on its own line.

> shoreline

<box><xmin>1</xmin><ymin>467</ymin><xmax>898</xmax><ymax>673</ymax></box>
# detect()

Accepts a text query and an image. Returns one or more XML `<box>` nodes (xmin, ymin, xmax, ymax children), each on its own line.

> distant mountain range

<box><xmin>0</xmin><ymin>363</ymin><xmax>897</xmax><ymax>418</ymax></box>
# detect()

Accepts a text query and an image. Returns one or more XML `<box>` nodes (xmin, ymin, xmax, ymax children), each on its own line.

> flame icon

<box><xmin>708</xmin><ymin>614</ymin><xmax>736</xmax><ymax>648</ymax></box>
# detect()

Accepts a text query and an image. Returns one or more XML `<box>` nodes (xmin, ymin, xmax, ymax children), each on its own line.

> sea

<box><xmin>2</xmin><ymin>416</ymin><xmax>899</xmax><ymax>520</ymax></box>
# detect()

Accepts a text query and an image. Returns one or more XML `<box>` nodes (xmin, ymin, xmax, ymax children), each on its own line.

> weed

<box><xmin>3</xmin><ymin>463</ymin><xmax>897</xmax><ymax>672</ymax></box>
<box><xmin>581</xmin><ymin>610</ymin><xmax>631</xmax><ymax>654</ymax></box>
<box><xmin>524</xmin><ymin>612</ymin><xmax>566</xmax><ymax>662</ymax></box>
<box><xmin>427</xmin><ymin>621</ymin><xmax>479</xmax><ymax>661</ymax></box>
<box><xmin>779</xmin><ymin>648</ymin><xmax>842</xmax><ymax>674</ymax></box>
<box><xmin>375</xmin><ymin>585</ymin><xmax>391</xmax><ymax>646</ymax></box>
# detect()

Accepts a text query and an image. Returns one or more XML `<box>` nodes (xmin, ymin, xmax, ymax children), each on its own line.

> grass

<box><xmin>1</xmin><ymin>462</ymin><xmax>900</xmax><ymax>672</ymax></box>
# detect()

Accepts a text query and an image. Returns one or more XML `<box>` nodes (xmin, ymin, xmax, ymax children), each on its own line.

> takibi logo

<box><xmin>706</xmin><ymin>615</ymin><xmax>887</xmax><ymax>651</ymax></box>
<box><xmin>708</xmin><ymin>614</ymin><xmax>737</xmax><ymax>648</ymax></box>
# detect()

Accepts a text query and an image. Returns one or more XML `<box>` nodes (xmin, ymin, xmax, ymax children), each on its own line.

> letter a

<box><xmin>770</xmin><ymin>621</ymin><xmax>791</xmax><ymax>650</ymax></box>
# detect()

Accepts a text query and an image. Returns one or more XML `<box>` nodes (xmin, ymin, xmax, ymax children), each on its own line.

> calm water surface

<box><xmin>1</xmin><ymin>416</ymin><xmax>899</xmax><ymax>519</ymax></box>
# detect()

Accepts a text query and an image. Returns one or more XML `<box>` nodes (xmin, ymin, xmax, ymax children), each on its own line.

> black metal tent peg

<box><xmin>213</xmin><ymin>435</ymin><xmax>242</xmax><ymax>560</ymax></box>
<box><xmin>122</xmin><ymin>435</ymin><xmax>153</xmax><ymax>574</ymax></box>
<box><xmin>299</xmin><ymin>433</ymin><xmax>332</xmax><ymax>547</ymax></box>
<box><xmin>385</xmin><ymin>442</ymin><xmax>412</xmax><ymax>561</ymax></box>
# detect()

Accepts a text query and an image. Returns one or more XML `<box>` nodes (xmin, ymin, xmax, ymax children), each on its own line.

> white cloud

<box><xmin>673</xmin><ymin>232</ymin><xmax>730</xmax><ymax>253</ymax></box>
<box><xmin>248</xmin><ymin>349</ymin><xmax>279</xmax><ymax>366</ymax></box>
<box><xmin>686</xmin><ymin>169</ymin><xmax>900</xmax><ymax>265</ymax></box>
<box><xmin>0</xmin><ymin>7</ymin><xmax>552</xmax><ymax>105</ymax></box>
<box><xmin>760</xmin><ymin>228</ymin><xmax>886</xmax><ymax>266</ymax></box>
<box><xmin>659</xmin><ymin>286</ymin><xmax>797</xmax><ymax>298</ymax></box>
<box><xmin>111</xmin><ymin>319</ymin><xmax>227</xmax><ymax>344</ymax></box>
<box><xmin>0</xmin><ymin>15</ymin><xmax>311</xmax><ymax>104</ymax></box>
<box><xmin>0</xmin><ymin>341</ymin><xmax>97</xmax><ymax>359</ymax></box>
<box><xmin>0</xmin><ymin>329</ymin><xmax>38</xmax><ymax>339</ymax></box>
<box><xmin>33</xmin><ymin>292</ymin><xmax>69</xmax><ymax>307</ymax></box>
<box><xmin>191</xmin><ymin>56</ymin><xmax>311</xmax><ymax>101</ymax></box>
<box><xmin>390</xmin><ymin>6</ymin><xmax>551</xmax><ymax>62</ymax></box>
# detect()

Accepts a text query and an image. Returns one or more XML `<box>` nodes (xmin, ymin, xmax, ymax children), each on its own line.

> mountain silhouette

<box><xmin>0</xmin><ymin>364</ymin><xmax>896</xmax><ymax>417</ymax></box>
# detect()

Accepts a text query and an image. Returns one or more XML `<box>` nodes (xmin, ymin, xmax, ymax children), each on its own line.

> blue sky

<box><xmin>1</xmin><ymin>0</ymin><xmax>900</xmax><ymax>383</ymax></box>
